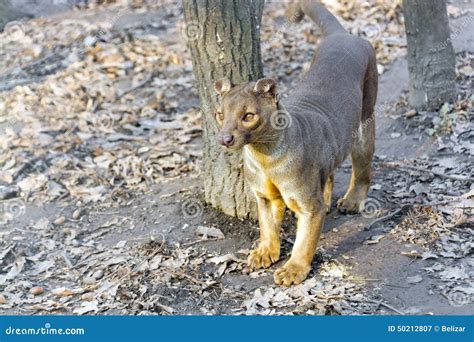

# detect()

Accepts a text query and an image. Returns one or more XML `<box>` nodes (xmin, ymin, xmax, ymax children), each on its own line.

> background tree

<box><xmin>403</xmin><ymin>0</ymin><xmax>456</xmax><ymax>110</ymax></box>
<box><xmin>183</xmin><ymin>0</ymin><xmax>265</xmax><ymax>219</ymax></box>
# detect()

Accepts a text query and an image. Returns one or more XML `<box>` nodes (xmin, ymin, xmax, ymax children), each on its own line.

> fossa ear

<box><xmin>214</xmin><ymin>78</ymin><xmax>233</xmax><ymax>96</ymax></box>
<box><xmin>254</xmin><ymin>78</ymin><xmax>278</xmax><ymax>99</ymax></box>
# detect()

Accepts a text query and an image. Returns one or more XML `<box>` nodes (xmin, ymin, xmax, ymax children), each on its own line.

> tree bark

<box><xmin>403</xmin><ymin>0</ymin><xmax>456</xmax><ymax>110</ymax></box>
<box><xmin>183</xmin><ymin>0</ymin><xmax>264</xmax><ymax>219</ymax></box>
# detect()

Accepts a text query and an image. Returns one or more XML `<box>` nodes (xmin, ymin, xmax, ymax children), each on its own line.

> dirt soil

<box><xmin>0</xmin><ymin>0</ymin><xmax>473</xmax><ymax>315</ymax></box>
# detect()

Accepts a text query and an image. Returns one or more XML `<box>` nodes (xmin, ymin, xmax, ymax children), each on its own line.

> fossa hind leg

<box><xmin>337</xmin><ymin>120</ymin><xmax>374</xmax><ymax>213</ymax></box>
<box><xmin>337</xmin><ymin>60</ymin><xmax>377</xmax><ymax>214</ymax></box>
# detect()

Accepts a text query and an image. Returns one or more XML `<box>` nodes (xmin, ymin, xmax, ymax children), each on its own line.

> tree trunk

<box><xmin>403</xmin><ymin>0</ymin><xmax>456</xmax><ymax>110</ymax></box>
<box><xmin>183</xmin><ymin>0</ymin><xmax>264</xmax><ymax>219</ymax></box>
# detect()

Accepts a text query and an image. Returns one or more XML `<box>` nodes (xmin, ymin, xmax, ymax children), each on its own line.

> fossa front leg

<box><xmin>248</xmin><ymin>196</ymin><xmax>285</xmax><ymax>270</ymax></box>
<box><xmin>274</xmin><ymin>202</ymin><xmax>325</xmax><ymax>286</ymax></box>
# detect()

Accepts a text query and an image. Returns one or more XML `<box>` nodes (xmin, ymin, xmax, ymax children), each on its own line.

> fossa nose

<box><xmin>218</xmin><ymin>134</ymin><xmax>235</xmax><ymax>147</ymax></box>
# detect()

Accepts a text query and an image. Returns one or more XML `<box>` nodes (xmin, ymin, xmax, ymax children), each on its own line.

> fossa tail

<box><xmin>288</xmin><ymin>0</ymin><xmax>346</xmax><ymax>36</ymax></box>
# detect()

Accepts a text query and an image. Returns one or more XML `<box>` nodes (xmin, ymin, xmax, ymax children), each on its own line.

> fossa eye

<box><xmin>242</xmin><ymin>113</ymin><xmax>255</xmax><ymax>122</ymax></box>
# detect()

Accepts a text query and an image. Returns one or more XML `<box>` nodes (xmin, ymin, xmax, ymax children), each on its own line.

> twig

<box><xmin>61</xmin><ymin>252</ymin><xmax>74</xmax><ymax>269</ymax></box>
<box><xmin>365</xmin><ymin>205</ymin><xmax>411</xmax><ymax>231</ymax></box>
<box><xmin>381</xmin><ymin>162</ymin><xmax>474</xmax><ymax>182</ymax></box>
<box><xmin>182</xmin><ymin>237</ymin><xmax>223</xmax><ymax>246</ymax></box>
<box><xmin>162</xmin><ymin>266</ymin><xmax>215</xmax><ymax>288</ymax></box>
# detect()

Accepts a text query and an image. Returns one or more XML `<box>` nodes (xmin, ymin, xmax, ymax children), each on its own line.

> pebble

<box><xmin>54</xmin><ymin>216</ymin><xmax>66</xmax><ymax>225</ymax></box>
<box><xmin>72</xmin><ymin>209</ymin><xmax>81</xmax><ymax>220</ymax></box>
<box><xmin>30</xmin><ymin>286</ymin><xmax>45</xmax><ymax>296</ymax></box>
<box><xmin>0</xmin><ymin>294</ymin><xmax>6</xmax><ymax>304</ymax></box>
<box><xmin>404</xmin><ymin>109</ymin><xmax>417</xmax><ymax>118</ymax></box>
<box><xmin>83</xmin><ymin>277</ymin><xmax>96</xmax><ymax>285</ymax></box>
<box><xmin>92</xmin><ymin>269</ymin><xmax>104</xmax><ymax>280</ymax></box>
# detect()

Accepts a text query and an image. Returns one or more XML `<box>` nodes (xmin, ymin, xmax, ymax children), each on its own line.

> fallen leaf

<box><xmin>196</xmin><ymin>226</ymin><xmax>225</xmax><ymax>239</ymax></box>
<box><xmin>407</xmin><ymin>275</ymin><xmax>423</xmax><ymax>284</ymax></box>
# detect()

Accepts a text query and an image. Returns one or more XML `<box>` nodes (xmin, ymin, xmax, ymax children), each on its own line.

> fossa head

<box><xmin>213</xmin><ymin>78</ymin><xmax>279</xmax><ymax>150</ymax></box>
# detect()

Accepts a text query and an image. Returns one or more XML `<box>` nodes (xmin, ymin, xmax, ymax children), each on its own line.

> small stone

<box><xmin>92</xmin><ymin>269</ymin><xmax>104</xmax><ymax>280</ymax></box>
<box><xmin>54</xmin><ymin>216</ymin><xmax>66</xmax><ymax>225</ymax></box>
<box><xmin>0</xmin><ymin>294</ymin><xmax>7</xmax><ymax>304</ymax></box>
<box><xmin>84</xmin><ymin>36</ymin><xmax>96</xmax><ymax>46</ymax></box>
<box><xmin>404</xmin><ymin>109</ymin><xmax>417</xmax><ymax>118</ymax></box>
<box><xmin>30</xmin><ymin>286</ymin><xmax>45</xmax><ymax>296</ymax></box>
<box><xmin>391</xmin><ymin>132</ymin><xmax>402</xmax><ymax>138</ymax></box>
<box><xmin>83</xmin><ymin>277</ymin><xmax>96</xmax><ymax>285</ymax></box>
<box><xmin>72</xmin><ymin>209</ymin><xmax>81</xmax><ymax>220</ymax></box>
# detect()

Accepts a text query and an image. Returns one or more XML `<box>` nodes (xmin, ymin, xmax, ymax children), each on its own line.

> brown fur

<box><xmin>213</xmin><ymin>0</ymin><xmax>378</xmax><ymax>286</ymax></box>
